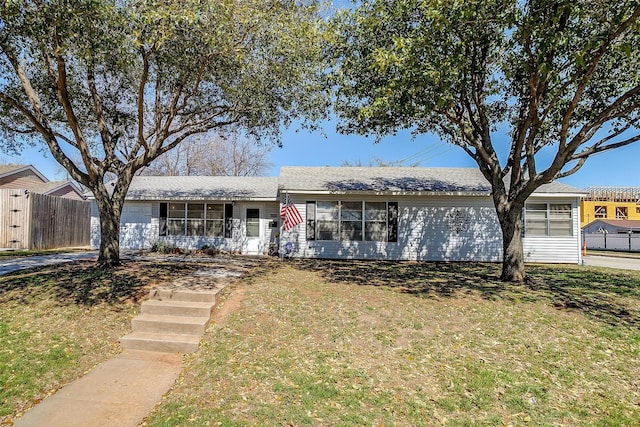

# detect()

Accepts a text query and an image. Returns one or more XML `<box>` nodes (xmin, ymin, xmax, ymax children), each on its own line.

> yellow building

<box><xmin>580</xmin><ymin>187</ymin><xmax>640</xmax><ymax>228</ymax></box>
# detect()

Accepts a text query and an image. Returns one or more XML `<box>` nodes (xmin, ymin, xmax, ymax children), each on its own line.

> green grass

<box><xmin>1</xmin><ymin>257</ymin><xmax>639</xmax><ymax>425</ymax></box>
<box><xmin>145</xmin><ymin>261</ymin><xmax>640</xmax><ymax>426</ymax></box>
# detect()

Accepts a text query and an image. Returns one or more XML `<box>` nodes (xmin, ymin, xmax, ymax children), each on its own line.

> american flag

<box><xmin>280</xmin><ymin>193</ymin><xmax>303</xmax><ymax>231</ymax></box>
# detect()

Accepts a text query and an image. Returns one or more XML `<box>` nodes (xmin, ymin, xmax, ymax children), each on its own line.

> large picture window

<box><xmin>525</xmin><ymin>203</ymin><xmax>573</xmax><ymax>236</ymax></box>
<box><xmin>316</xmin><ymin>201</ymin><xmax>339</xmax><ymax>240</ymax></box>
<box><xmin>308</xmin><ymin>201</ymin><xmax>396</xmax><ymax>242</ymax></box>
<box><xmin>160</xmin><ymin>202</ymin><xmax>232</xmax><ymax>237</ymax></box>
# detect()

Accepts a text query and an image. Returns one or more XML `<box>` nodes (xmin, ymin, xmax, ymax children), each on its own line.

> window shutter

<box><xmin>224</xmin><ymin>203</ymin><xmax>233</xmax><ymax>238</ymax></box>
<box><xmin>159</xmin><ymin>203</ymin><xmax>168</xmax><ymax>236</ymax></box>
<box><xmin>388</xmin><ymin>202</ymin><xmax>398</xmax><ymax>242</ymax></box>
<box><xmin>306</xmin><ymin>201</ymin><xmax>316</xmax><ymax>241</ymax></box>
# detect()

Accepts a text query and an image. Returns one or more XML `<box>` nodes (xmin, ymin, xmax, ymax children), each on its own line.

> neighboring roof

<box><xmin>124</xmin><ymin>176</ymin><xmax>280</xmax><ymax>201</ymax></box>
<box><xmin>0</xmin><ymin>164</ymin><xmax>48</xmax><ymax>182</ymax></box>
<box><xmin>533</xmin><ymin>180</ymin><xmax>587</xmax><ymax>195</ymax></box>
<box><xmin>279</xmin><ymin>166</ymin><xmax>583</xmax><ymax>196</ymax></box>
<box><xmin>585</xmin><ymin>219</ymin><xmax>640</xmax><ymax>230</ymax></box>
<box><xmin>31</xmin><ymin>180</ymin><xmax>85</xmax><ymax>198</ymax></box>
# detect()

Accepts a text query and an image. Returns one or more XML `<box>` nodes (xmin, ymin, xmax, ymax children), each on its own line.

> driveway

<box><xmin>0</xmin><ymin>251</ymin><xmax>98</xmax><ymax>276</ymax></box>
<box><xmin>582</xmin><ymin>254</ymin><xmax>640</xmax><ymax>271</ymax></box>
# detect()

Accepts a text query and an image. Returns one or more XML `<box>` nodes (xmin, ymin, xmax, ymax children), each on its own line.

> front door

<box><xmin>243</xmin><ymin>206</ymin><xmax>263</xmax><ymax>255</ymax></box>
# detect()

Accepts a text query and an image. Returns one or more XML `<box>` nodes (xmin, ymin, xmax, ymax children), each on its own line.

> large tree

<box><xmin>140</xmin><ymin>133</ymin><xmax>272</xmax><ymax>176</ymax></box>
<box><xmin>0</xmin><ymin>0</ymin><xmax>328</xmax><ymax>267</ymax></box>
<box><xmin>332</xmin><ymin>0</ymin><xmax>640</xmax><ymax>281</ymax></box>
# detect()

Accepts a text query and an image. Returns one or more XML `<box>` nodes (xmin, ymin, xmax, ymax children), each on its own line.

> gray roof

<box><xmin>119</xmin><ymin>168</ymin><xmax>583</xmax><ymax>201</ymax></box>
<box><xmin>0</xmin><ymin>164</ymin><xmax>48</xmax><ymax>181</ymax></box>
<box><xmin>31</xmin><ymin>180</ymin><xmax>82</xmax><ymax>195</ymax></box>
<box><xmin>0</xmin><ymin>164</ymin><xmax>26</xmax><ymax>175</ymax></box>
<box><xmin>279</xmin><ymin>166</ymin><xmax>583</xmax><ymax>195</ymax></box>
<box><xmin>125</xmin><ymin>176</ymin><xmax>279</xmax><ymax>201</ymax></box>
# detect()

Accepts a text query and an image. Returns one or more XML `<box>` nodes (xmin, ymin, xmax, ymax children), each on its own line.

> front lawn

<box><xmin>0</xmin><ymin>259</ymin><xmax>205</xmax><ymax>424</ymax></box>
<box><xmin>146</xmin><ymin>261</ymin><xmax>640</xmax><ymax>426</ymax></box>
<box><xmin>1</xmin><ymin>258</ymin><xmax>638</xmax><ymax>426</ymax></box>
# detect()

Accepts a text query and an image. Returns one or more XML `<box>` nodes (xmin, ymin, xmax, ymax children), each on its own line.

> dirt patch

<box><xmin>211</xmin><ymin>287</ymin><xmax>245</xmax><ymax>325</ymax></box>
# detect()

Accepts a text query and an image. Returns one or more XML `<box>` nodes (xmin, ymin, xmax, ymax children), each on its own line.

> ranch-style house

<box><xmin>90</xmin><ymin>167</ymin><xmax>585</xmax><ymax>264</ymax></box>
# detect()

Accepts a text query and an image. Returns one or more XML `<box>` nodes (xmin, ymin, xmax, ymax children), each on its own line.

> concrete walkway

<box><xmin>12</xmin><ymin>350</ymin><xmax>182</xmax><ymax>427</ymax></box>
<box><xmin>0</xmin><ymin>251</ymin><xmax>97</xmax><ymax>275</ymax></box>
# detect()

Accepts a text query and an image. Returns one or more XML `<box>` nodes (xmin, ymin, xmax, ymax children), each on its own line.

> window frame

<box><xmin>524</xmin><ymin>202</ymin><xmax>573</xmax><ymax>237</ymax></box>
<box><xmin>307</xmin><ymin>200</ymin><xmax>395</xmax><ymax>242</ymax></box>
<box><xmin>594</xmin><ymin>205</ymin><xmax>607</xmax><ymax>219</ymax></box>
<box><xmin>159</xmin><ymin>202</ymin><xmax>232</xmax><ymax>237</ymax></box>
<box><xmin>616</xmin><ymin>206</ymin><xmax>628</xmax><ymax>219</ymax></box>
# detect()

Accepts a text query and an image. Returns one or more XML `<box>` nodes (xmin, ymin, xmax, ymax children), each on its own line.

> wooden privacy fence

<box><xmin>0</xmin><ymin>189</ymin><xmax>90</xmax><ymax>250</ymax></box>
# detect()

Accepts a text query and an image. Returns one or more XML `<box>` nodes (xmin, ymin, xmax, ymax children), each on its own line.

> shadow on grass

<box><xmin>292</xmin><ymin>259</ymin><xmax>640</xmax><ymax>328</ymax></box>
<box><xmin>0</xmin><ymin>260</ymin><xmax>204</xmax><ymax>306</ymax></box>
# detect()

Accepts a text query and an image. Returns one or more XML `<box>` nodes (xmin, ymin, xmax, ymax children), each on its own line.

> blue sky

<box><xmin>2</xmin><ymin>1</ymin><xmax>637</xmax><ymax>190</ymax></box>
<box><xmin>3</xmin><ymin>119</ymin><xmax>638</xmax><ymax>189</ymax></box>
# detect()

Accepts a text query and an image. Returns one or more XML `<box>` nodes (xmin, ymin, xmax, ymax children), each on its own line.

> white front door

<box><xmin>243</xmin><ymin>206</ymin><xmax>263</xmax><ymax>255</ymax></box>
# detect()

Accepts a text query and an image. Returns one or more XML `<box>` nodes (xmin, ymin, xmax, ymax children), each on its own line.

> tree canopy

<box><xmin>332</xmin><ymin>0</ymin><xmax>640</xmax><ymax>281</ymax></box>
<box><xmin>0</xmin><ymin>0</ymin><xmax>329</xmax><ymax>266</ymax></box>
<box><xmin>140</xmin><ymin>133</ymin><xmax>272</xmax><ymax>176</ymax></box>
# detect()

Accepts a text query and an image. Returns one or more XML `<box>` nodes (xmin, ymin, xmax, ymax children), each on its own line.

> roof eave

<box><xmin>281</xmin><ymin>189</ymin><xmax>492</xmax><ymax>197</ymax></box>
<box><xmin>529</xmin><ymin>192</ymin><xmax>587</xmax><ymax>198</ymax></box>
<box><xmin>124</xmin><ymin>195</ymin><xmax>278</xmax><ymax>202</ymax></box>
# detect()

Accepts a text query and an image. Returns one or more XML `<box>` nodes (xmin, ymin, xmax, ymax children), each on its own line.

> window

<box><xmin>168</xmin><ymin>203</ymin><xmax>186</xmax><ymax>236</ymax></box>
<box><xmin>549</xmin><ymin>204</ymin><xmax>573</xmax><ymax>236</ymax></box>
<box><xmin>307</xmin><ymin>201</ymin><xmax>397</xmax><ymax>242</ymax></box>
<box><xmin>340</xmin><ymin>201</ymin><xmax>363</xmax><ymax>240</ymax></box>
<box><xmin>525</xmin><ymin>203</ymin><xmax>572</xmax><ymax>236</ymax></box>
<box><xmin>306</xmin><ymin>201</ymin><xmax>316</xmax><ymax>241</ymax></box>
<box><xmin>159</xmin><ymin>202</ymin><xmax>232</xmax><ymax>237</ymax></box>
<box><xmin>246</xmin><ymin>208</ymin><xmax>260</xmax><ymax>238</ymax></box>
<box><xmin>594</xmin><ymin>205</ymin><xmax>607</xmax><ymax>218</ymax></box>
<box><xmin>616</xmin><ymin>206</ymin><xmax>628</xmax><ymax>219</ymax></box>
<box><xmin>206</xmin><ymin>204</ymin><xmax>224</xmax><ymax>237</ymax></box>
<box><xmin>187</xmin><ymin>203</ymin><xmax>205</xmax><ymax>236</ymax></box>
<box><xmin>316</xmin><ymin>201</ymin><xmax>339</xmax><ymax>240</ymax></box>
<box><xmin>365</xmin><ymin>202</ymin><xmax>387</xmax><ymax>241</ymax></box>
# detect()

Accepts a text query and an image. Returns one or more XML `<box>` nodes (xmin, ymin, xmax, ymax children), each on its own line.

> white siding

<box><xmin>90</xmin><ymin>201</ymin><xmax>99</xmax><ymax>249</ymax></box>
<box><xmin>119</xmin><ymin>202</ymin><xmax>155</xmax><ymax>249</ymax></box>
<box><xmin>98</xmin><ymin>200</ymin><xmax>281</xmax><ymax>253</ymax></box>
<box><xmin>283</xmin><ymin>195</ymin><xmax>503</xmax><ymax>262</ymax></box>
<box><xmin>283</xmin><ymin>194</ymin><xmax>582</xmax><ymax>264</ymax></box>
<box><xmin>91</xmin><ymin>193</ymin><xmax>582</xmax><ymax>263</ymax></box>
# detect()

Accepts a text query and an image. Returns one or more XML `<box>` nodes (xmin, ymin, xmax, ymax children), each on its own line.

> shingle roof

<box><xmin>119</xmin><ymin>168</ymin><xmax>583</xmax><ymax>200</ymax></box>
<box><xmin>587</xmin><ymin>219</ymin><xmax>640</xmax><ymax>229</ymax></box>
<box><xmin>0</xmin><ymin>164</ymin><xmax>48</xmax><ymax>182</ymax></box>
<box><xmin>125</xmin><ymin>176</ymin><xmax>279</xmax><ymax>201</ymax></box>
<box><xmin>279</xmin><ymin>166</ymin><xmax>583</xmax><ymax>195</ymax></box>
<box><xmin>0</xmin><ymin>164</ymin><xmax>26</xmax><ymax>175</ymax></box>
<box><xmin>30</xmin><ymin>181</ymin><xmax>83</xmax><ymax>196</ymax></box>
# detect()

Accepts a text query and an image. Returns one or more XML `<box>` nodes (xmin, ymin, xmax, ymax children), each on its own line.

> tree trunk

<box><xmin>97</xmin><ymin>206</ymin><xmax>122</xmax><ymax>268</ymax></box>
<box><xmin>93</xmin><ymin>185</ymin><xmax>128</xmax><ymax>268</ymax></box>
<box><xmin>498</xmin><ymin>207</ymin><xmax>526</xmax><ymax>282</ymax></box>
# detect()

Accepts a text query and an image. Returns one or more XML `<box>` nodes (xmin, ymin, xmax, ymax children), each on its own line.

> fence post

<box><xmin>630</xmin><ymin>231</ymin><xmax>632</xmax><ymax>252</ymax></box>
<box><xmin>604</xmin><ymin>232</ymin><xmax>607</xmax><ymax>249</ymax></box>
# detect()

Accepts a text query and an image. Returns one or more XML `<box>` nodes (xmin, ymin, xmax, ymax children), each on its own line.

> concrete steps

<box><xmin>121</xmin><ymin>287</ymin><xmax>220</xmax><ymax>354</ymax></box>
